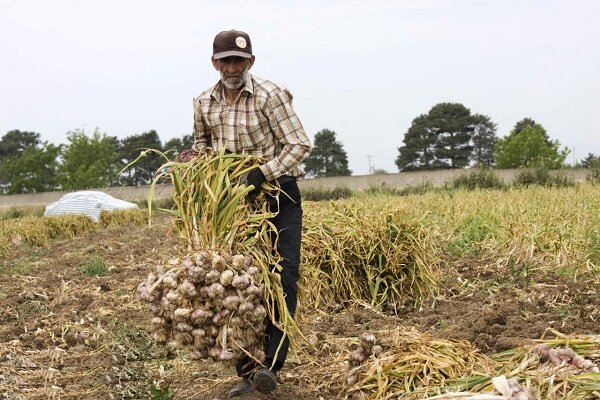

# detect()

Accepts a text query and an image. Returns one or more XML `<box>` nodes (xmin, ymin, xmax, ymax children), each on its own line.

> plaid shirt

<box><xmin>192</xmin><ymin>75</ymin><xmax>311</xmax><ymax>181</ymax></box>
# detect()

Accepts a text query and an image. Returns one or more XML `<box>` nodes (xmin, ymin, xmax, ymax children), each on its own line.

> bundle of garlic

<box><xmin>138</xmin><ymin>251</ymin><xmax>267</xmax><ymax>362</ymax></box>
<box><xmin>128</xmin><ymin>148</ymin><xmax>301</xmax><ymax>364</ymax></box>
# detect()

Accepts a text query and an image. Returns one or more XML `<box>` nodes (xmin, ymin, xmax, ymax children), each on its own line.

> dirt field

<box><xmin>1</xmin><ymin>215</ymin><xmax>598</xmax><ymax>399</ymax></box>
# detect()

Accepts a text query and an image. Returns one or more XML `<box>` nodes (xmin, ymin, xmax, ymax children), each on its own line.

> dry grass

<box><xmin>1</xmin><ymin>183</ymin><xmax>599</xmax><ymax>399</ymax></box>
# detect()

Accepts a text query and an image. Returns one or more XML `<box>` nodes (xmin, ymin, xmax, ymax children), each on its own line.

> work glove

<box><xmin>243</xmin><ymin>167</ymin><xmax>266</xmax><ymax>202</ymax></box>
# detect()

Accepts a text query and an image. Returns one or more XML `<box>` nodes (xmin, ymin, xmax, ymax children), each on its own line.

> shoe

<box><xmin>253</xmin><ymin>368</ymin><xmax>277</xmax><ymax>394</ymax></box>
<box><xmin>227</xmin><ymin>378</ymin><xmax>254</xmax><ymax>398</ymax></box>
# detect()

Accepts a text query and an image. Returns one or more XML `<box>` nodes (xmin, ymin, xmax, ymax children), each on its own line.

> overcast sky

<box><xmin>1</xmin><ymin>0</ymin><xmax>599</xmax><ymax>175</ymax></box>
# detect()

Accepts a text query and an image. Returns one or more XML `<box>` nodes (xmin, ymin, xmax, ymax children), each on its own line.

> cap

<box><xmin>212</xmin><ymin>30</ymin><xmax>253</xmax><ymax>59</ymax></box>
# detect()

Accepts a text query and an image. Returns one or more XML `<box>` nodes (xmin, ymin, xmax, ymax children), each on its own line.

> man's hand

<box><xmin>176</xmin><ymin>149</ymin><xmax>199</xmax><ymax>163</ymax></box>
<box><xmin>244</xmin><ymin>167</ymin><xmax>266</xmax><ymax>201</ymax></box>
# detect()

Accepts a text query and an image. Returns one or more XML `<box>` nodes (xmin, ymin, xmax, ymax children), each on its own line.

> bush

<box><xmin>397</xmin><ymin>181</ymin><xmax>435</xmax><ymax>196</ymax></box>
<box><xmin>134</xmin><ymin>197</ymin><xmax>175</xmax><ymax>210</ymax></box>
<box><xmin>514</xmin><ymin>168</ymin><xmax>575</xmax><ymax>188</ymax></box>
<box><xmin>449</xmin><ymin>169</ymin><xmax>505</xmax><ymax>191</ymax></box>
<box><xmin>83</xmin><ymin>256</ymin><xmax>111</xmax><ymax>277</ymax></box>
<box><xmin>585</xmin><ymin>159</ymin><xmax>600</xmax><ymax>185</ymax></box>
<box><xmin>363</xmin><ymin>181</ymin><xmax>434</xmax><ymax>197</ymax></box>
<box><xmin>587</xmin><ymin>168</ymin><xmax>600</xmax><ymax>185</ymax></box>
<box><xmin>0</xmin><ymin>206</ymin><xmax>45</xmax><ymax>220</ymax></box>
<box><xmin>301</xmin><ymin>186</ymin><xmax>353</xmax><ymax>201</ymax></box>
<box><xmin>363</xmin><ymin>184</ymin><xmax>401</xmax><ymax>196</ymax></box>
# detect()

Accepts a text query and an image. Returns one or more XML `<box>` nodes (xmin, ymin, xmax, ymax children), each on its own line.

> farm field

<box><xmin>1</xmin><ymin>185</ymin><xmax>600</xmax><ymax>399</ymax></box>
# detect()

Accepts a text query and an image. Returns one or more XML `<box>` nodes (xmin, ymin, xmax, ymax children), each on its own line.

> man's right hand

<box><xmin>176</xmin><ymin>149</ymin><xmax>199</xmax><ymax>163</ymax></box>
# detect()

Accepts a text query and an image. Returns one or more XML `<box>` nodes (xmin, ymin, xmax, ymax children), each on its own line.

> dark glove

<box><xmin>244</xmin><ymin>167</ymin><xmax>266</xmax><ymax>201</ymax></box>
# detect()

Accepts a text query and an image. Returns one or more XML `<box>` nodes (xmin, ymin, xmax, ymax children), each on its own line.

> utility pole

<box><xmin>367</xmin><ymin>155</ymin><xmax>374</xmax><ymax>175</ymax></box>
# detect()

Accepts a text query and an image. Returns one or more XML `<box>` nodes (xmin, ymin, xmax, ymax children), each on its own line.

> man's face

<box><xmin>212</xmin><ymin>56</ymin><xmax>255</xmax><ymax>90</ymax></box>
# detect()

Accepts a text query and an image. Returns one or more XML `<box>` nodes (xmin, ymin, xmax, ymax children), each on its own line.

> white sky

<box><xmin>1</xmin><ymin>0</ymin><xmax>599</xmax><ymax>175</ymax></box>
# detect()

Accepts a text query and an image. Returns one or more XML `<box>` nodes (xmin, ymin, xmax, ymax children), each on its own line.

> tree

<box><xmin>396</xmin><ymin>103</ymin><xmax>489</xmax><ymax>171</ymax></box>
<box><xmin>511</xmin><ymin>118</ymin><xmax>551</xmax><ymax>145</ymax></box>
<box><xmin>59</xmin><ymin>128</ymin><xmax>121</xmax><ymax>190</ymax></box>
<box><xmin>494</xmin><ymin>126</ymin><xmax>569</xmax><ymax>169</ymax></box>
<box><xmin>164</xmin><ymin>134</ymin><xmax>194</xmax><ymax>159</ymax></box>
<box><xmin>0</xmin><ymin>144</ymin><xmax>61</xmax><ymax>194</ymax></box>
<box><xmin>0</xmin><ymin>130</ymin><xmax>61</xmax><ymax>194</ymax></box>
<box><xmin>471</xmin><ymin>114</ymin><xmax>498</xmax><ymax>166</ymax></box>
<box><xmin>429</xmin><ymin>103</ymin><xmax>474</xmax><ymax>168</ymax></box>
<box><xmin>118</xmin><ymin>130</ymin><xmax>164</xmax><ymax>186</ymax></box>
<box><xmin>0</xmin><ymin>130</ymin><xmax>42</xmax><ymax>158</ymax></box>
<box><xmin>303</xmin><ymin>129</ymin><xmax>351</xmax><ymax>177</ymax></box>
<box><xmin>395</xmin><ymin>115</ymin><xmax>437</xmax><ymax>171</ymax></box>
<box><xmin>582</xmin><ymin>153</ymin><xmax>600</xmax><ymax>168</ymax></box>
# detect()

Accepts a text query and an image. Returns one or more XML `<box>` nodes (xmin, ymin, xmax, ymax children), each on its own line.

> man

<box><xmin>191</xmin><ymin>29</ymin><xmax>311</xmax><ymax>397</ymax></box>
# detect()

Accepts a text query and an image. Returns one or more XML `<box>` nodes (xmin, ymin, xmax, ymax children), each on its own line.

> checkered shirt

<box><xmin>192</xmin><ymin>75</ymin><xmax>311</xmax><ymax>181</ymax></box>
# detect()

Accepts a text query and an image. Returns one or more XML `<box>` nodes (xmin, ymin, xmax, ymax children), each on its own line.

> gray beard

<box><xmin>220</xmin><ymin>69</ymin><xmax>250</xmax><ymax>90</ymax></box>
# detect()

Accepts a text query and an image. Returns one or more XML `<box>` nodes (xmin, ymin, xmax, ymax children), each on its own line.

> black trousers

<box><xmin>236</xmin><ymin>179</ymin><xmax>302</xmax><ymax>377</ymax></box>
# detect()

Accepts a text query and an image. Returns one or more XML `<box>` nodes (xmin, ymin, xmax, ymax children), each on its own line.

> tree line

<box><xmin>395</xmin><ymin>102</ymin><xmax>572</xmax><ymax>171</ymax></box>
<box><xmin>1</xmin><ymin>102</ymin><xmax>598</xmax><ymax>194</ymax></box>
<box><xmin>0</xmin><ymin>129</ymin><xmax>193</xmax><ymax>194</ymax></box>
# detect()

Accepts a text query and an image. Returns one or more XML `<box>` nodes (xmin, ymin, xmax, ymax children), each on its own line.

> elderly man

<box><xmin>191</xmin><ymin>30</ymin><xmax>311</xmax><ymax>397</ymax></box>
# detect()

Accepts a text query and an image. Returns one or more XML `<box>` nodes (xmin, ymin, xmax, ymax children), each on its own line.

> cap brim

<box><xmin>213</xmin><ymin>51</ymin><xmax>252</xmax><ymax>60</ymax></box>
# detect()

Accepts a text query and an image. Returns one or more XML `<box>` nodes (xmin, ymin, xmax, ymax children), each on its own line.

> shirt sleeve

<box><xmin>260</xmin><ymin>88</ymin><xmax>311</xmax><ymax>181</ymax></box>
<box><xmin>192</xmin><ymin>97</ymin><xmax>212</xmax><ymax>152</ymax></box>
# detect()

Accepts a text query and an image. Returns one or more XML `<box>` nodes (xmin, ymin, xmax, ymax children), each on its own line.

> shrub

<box><xmin>444</xmin><ymin>214</ymin><xmax>498</xmax><ymax>256</ymax></box>
<box><xmin>135</xmin><ymin>197</ymin><xmax>175</xmax><ymax>210</ymax></box>
<box><xmin>449</xmin><ymin>169</ymin><xmax>505</xmax><ymax>191</ymax></box>
<box><xmin>363</xmin><ymin>184</ymin><xmax>401</xmax><ymax>196</ymax></box>
<box><xmin>585</xmin><ymin>159</ymin><xmax>600</xmax><ymax>185</ymax></box>
<box><xmin>83</xmin><ymin>256</ymin><xmax>111</xmax><ymax>277</ymax></box>
<box><xmin>302</xmin><ymin>186</ymin><xmax>353</xmax><ymax>201</ymax></box>
<box><xmin>397</xmin><ymin>181</ymin><xmax>435</xmax><ymax>196</ymax></box>
<box><xmin>0</xmin><ymin>206</ymin><xmax>45</xmax><ymax>220</ymax></box>
<box><xmin>514</xmin><ymin>168</ymin><xmax>575</xmax><ymax>188</ymax></box>
<box><xmin>363</xmin><ymin>181</ymin><xmax>434</xmax><ymax>197</ymax></box>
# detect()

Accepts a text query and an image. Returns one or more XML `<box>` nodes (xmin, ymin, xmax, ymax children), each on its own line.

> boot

<box><xmin>227</xmin><ymin>378</ymin><xmax>254</xmax><ymax>398</ymax></box>
<box><xmin>253</xmin><ymin>368</ymin><xmax>277</xmax><ymax>394</ymax></box>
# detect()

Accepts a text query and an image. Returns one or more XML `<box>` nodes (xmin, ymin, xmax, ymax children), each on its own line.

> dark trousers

<box><xmin>236</xmin><ymin>179</ymin><xmax>302</xmax><ymax>377</ymax></box>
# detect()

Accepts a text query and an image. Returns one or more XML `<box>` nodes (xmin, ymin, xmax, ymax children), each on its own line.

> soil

<box><xmin>0</xmin><ymin>217</ymin><xmax>598</xmax><ymax>399</ymax></box>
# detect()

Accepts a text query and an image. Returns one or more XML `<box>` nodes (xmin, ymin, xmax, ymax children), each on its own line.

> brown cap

<box><xmin>212</xmin><ymin>30</ymin><xmax>253</xmax><ymax>59</ymax></box>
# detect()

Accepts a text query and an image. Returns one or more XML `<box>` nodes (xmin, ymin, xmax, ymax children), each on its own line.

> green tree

<box><xmin>511</xmin><ymin>117</ymin><xmax>551</xmax><ymax>144</ymax></box>
<box><xmin>494</xmin><ymin>126</ymin><xmax>569</xmax><ymax>168</ymax></box>
<box><xmin>397</xmin><ymin>103</ymin><xmax>489</xmax><ymax>171</ymax></box>
<box><xmin>429</xmin><ymin>103</ymin><xmax>474</xmax><ymax>168</ymax></box>
<box><xmin>0</xmin><ymin>130</ymin><xmax>61</xmax><ymax>194</ymax></box>
<box><xmin>59</xmin><ymin>128</ymin><xmax>121</xmax><ymax>190</ymax></box>
<box><xmin>395</xmin><ymin>115</ymin><xmax>437</xmax><ymax>171</ymax></box>
<box><xmin>0</xmin><ymin>130</ymin><xmax>42</xmax><ymax>158</ymax></box>
<box><xmin>304</xmin><ymin>129</ymin><xmax>351</xmax><ymax>177</ymax></box>
<box><xmin>582</xmin><ymin>153</ymin><xmax>599</xmax><ymax>168</ymax></box>
<box><xmin>118</xmin><ymin>130</ymin><xmax>163</xmax><ymax>186</ymax></box>
<box><xmin>164</xmin><ymin>134</ymin><xmax>194</xmax><ymax>159</ymax></box>
<box><xmin>471</xmin><ymin>114</ymin><xmax>498</xmax><ymax>166</ymax></box>
<box><xmin>0</xmin><ymin>144</ymin><xmax>61</xmax><ymax>194</ymax></box>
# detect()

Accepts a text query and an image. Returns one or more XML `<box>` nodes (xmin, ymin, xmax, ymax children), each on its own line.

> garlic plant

<box><xmin>129</xmin><ymin>149</ymin><xmax>301</xmax><ymax>363</ymax></box>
